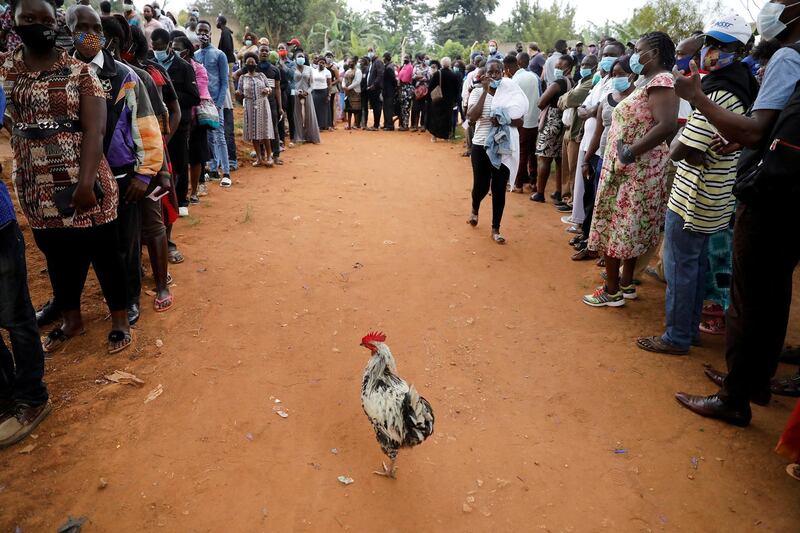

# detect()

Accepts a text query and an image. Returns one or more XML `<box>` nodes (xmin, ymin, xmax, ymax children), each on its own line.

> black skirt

<box><xmin>188</xmin><ymin>124</ymin><xmax>211</xmax><ymax>164</ymax></box>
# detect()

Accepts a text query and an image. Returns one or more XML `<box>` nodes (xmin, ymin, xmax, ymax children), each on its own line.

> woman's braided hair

<box><xmin>640</xmin><ymin>31</ymin><xmax>676</xmax><ymax>71</ymax></box>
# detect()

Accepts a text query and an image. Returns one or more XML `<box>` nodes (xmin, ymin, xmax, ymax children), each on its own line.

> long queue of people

<box><xmin>458</xmin><ymin>9</ymin><xmax>800</xmax><ymax>475</ymax></box>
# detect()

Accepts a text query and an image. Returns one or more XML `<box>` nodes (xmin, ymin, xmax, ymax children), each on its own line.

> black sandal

<box><xmin>108</xmin><ymin>330</ymin><xmax>132</xmax><ymax>355</ymax></box>
<box><xmin>569</xmin><ymin>234</ymin><xmax>583</xmax><ymax>246</ymax></box>
<box><xmin>42</xmin><ymin>328</ymin><xmax>84</xmax><ymax>354</ymax></box>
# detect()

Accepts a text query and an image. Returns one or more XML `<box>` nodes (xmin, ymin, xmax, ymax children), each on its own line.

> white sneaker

<box><xmin>178</xmin><ymin>206</ymin><xmax>189</xmax><ymax>217</ymax></box>
<box><xmin>561</xmin><ymin>215</ymin><xmax>575</xmax><ymax>225</ymax></box>
<box><xmin>197</xmin><ymin>183</ymin><xmax>208</xmax><ymax>197</ymax></box>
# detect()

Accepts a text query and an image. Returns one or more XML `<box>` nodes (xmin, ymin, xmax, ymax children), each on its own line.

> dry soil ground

<box><xmin>1</xmin><ymin>129</ymin><xmax>799</xmax><ymax>532</ymax></box>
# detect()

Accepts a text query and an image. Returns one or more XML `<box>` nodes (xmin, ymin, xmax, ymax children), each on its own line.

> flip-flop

<box><xmin>636</xmin><ymin>336</ymin><xmax>689</xmax><ymax>355</ymax></box>
<box><xmin>42</xmin><ymin>328</ymin><xmax>85</xmax><ymax>354</ymax></box>
<box><xmin>107</xmin><ymin>330</ymin><xmax>132</xmax><ymax>355</ymax></box>
<box><xmin>699</xmin><ymin>317</ymin><xmax>726</xmax><ymax>335</ymax></box>
<box><xmin>154</xmin><ymin>293</ymin><xmax>173</xmax><ymax>313</ymax></box>
<box><xmin>787</xmin><ymin>464</ymin><xmax>800</xmax><ymax>481</ymax></box>
<box><xmin>168</xmin><ymin>250</ymin><xmax>184</xmax><ymax>264</ymax></box>
<box><xmin>702</xmin><ymin>303</ymin><xmax>725</xmax><ymax>318</ymax></box>
<box><xmin>467</xmin><ymin>214</ymin><xmax>478</xmax><ymax>227</ymax></box>
<box><xmin>492</xmin><ymin>232</ymin><xmax>506</xmax><ymax>244</ymax></box>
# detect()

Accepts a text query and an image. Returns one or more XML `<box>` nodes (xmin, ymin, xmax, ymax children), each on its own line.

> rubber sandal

<box><xmin>492</xmin><ymin>231</ymin><xmax>506</xmax><ymax>244</ymax></box>
<box><xmin>771</xmin><ymin>374</ymin><xmax>800</xmax><ymax>397</ymax></box>
<box><xmin>571</xmin><ymin>248</ymin><xmax>598</xmax><ymax>261</ymax></box>
<box><xmin>220</xmin><ymin>176</ymin><xmax>232</xmax><ymax>188</ymax></box>
<box><xmin>275</xmin><ymin>158</ymin><xmax>284</xmax><ymax>165</ymax></box>
<box><xmin>168</xmin><ymin>250</ymin><xmax>184</xmax><ymax>264</ymax></box>
<box><xmin>569</xmin><ymin>235</ymin><xmax>583</xmax><ymax>246</ymax></box>
<box><xmin>42</xmin><ymin>328</ymin><xmax>85</xmax><ymax>354</ymax></box>
<box><xmin>252</xmin><ymin>161</ymin><xmax>263</xmax><ymax>167</ymax></box>
<box><xmin>787</xmin><ymin>464</ymin><xmax>800</xmax><ymax>481</ymax></box>
<box><xmin>467</xmin><ymin>214</ymin><xmax>478</xmax><ymax>227</ymax></box>
<box><xmin>699</xmin><ymin>317</ymin><xmax>726</xmax><ymax>335</ymax></box>
<box><xmin>107</xmin><ymin>330</ymin><xmax>132</xmax><ymax>355</ymax></box>
<box><xmin>702</xmin><ymin>302</ymin><xmax>725</xmax><ymax>318</ymax></box>
<box><xmin>636</xmin><ymin>336</ymin><xmax>689</xmax><ymax>355</ymax></box>
<box><xmin>265</xmin><ymin>158</ymin><xmax>274</xmax><ymax>168</ymax></box>
<box><xmin>154</xmin><ymin>293</ymin><xmax>173</xmax><ymax>313</ymax></box>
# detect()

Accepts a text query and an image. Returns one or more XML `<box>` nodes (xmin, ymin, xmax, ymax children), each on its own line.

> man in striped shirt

<box><xmin>637</xmin><ymin>14</ymin><xmax>758</xmax><ymax>355</ymax></box>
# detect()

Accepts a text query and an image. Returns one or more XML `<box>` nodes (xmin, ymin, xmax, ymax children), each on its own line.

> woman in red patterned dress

<box><xmin>1</xmin><ymin>0</ymin><xmax>132</xmax><ymax>354</ymax></box>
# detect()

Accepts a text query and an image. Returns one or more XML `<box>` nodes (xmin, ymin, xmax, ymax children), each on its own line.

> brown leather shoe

<box><xmin>0</xmin><ymin>401</ymin><xmax>52</xmax><ymax>448</ymax></box>
<box><xmin>702</xmin><ymin>365</ymin><xmax>771</xmax><ymax>406</ymax></box>
<box><xmin>674</xmin><ymin>392</ymin><xmax>751</xmax><ymax>427</ymax></box>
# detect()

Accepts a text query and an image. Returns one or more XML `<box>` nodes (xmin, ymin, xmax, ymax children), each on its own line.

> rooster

<box><xmin>359</xmin><ymin>332</ymin><xmax>435</xmax><ymax>478</ymax></box>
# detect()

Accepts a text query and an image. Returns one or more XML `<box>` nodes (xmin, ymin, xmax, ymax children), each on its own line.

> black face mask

<box><xmin>14</xmin><ymin>24</ymin><xmax>57</xmax><ymax>53</ymax></box>
<box><xmin>246</xmin><ymin>64</ymin><xmax>256</xmax><ymax>73</ymax></box>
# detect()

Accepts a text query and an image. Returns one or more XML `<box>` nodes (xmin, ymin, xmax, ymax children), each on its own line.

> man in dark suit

<box><xmin>365</xmin><ymin>47</ymin><xmax>384</xmax><ymax>130</ymax></box>
<box><xmin>382</xmin><ymin>52</ymin><xmax>397</xmax><ymax>130</ymax></box>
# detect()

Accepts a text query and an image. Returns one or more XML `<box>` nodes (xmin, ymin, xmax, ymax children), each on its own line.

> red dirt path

<box><xmin>1</xmin><ymin>129</ymin><xmax>798</xmax><ymax>531</ymax></box>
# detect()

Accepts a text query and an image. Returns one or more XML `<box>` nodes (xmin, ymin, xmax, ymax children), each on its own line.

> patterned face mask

<box><xmin>73</xmin><ymin>31</ymin><xmax>106</xmax><ymax>57</ymax></box>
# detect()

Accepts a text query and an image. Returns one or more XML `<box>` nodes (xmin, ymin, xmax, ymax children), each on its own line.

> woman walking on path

<box><xmin>291</xmin><ymin>50</ymin><xmax>321</xmax><ymax>144</ymax></box>
<box><xmin>583</xmin><ymin>32</ymin><xmax>678</xmax><ymax>307</ymax></box>
<box><xmin>236</xmin><ymin>52</ymin><xmax>274</xmax><ymax>167</ymax></box>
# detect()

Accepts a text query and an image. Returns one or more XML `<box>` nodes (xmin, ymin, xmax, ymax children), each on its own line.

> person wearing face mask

<box><xmin>122</xmin><ymin>1</ymin><xmax>142</xmax><ymax>29</ymax></box>
<box><xmin>194</xmin><ymin>19</ymin><xmax>232</xmax><ymax>186</ymax></box>
<box><xmin>583</xmin><ymin>32</ymin><xmax>678</xmax><ymax>308</ymax></box>
<box><xmin>381</xmin><ymin>52</ymin><xmax>397</xmax><ymax>130</ymax></box>
<box><xmin>5</xmin><ymin>0</ymin><xmax>133</xmax><ymax>359</ymax></box>
<box><xmin>486</xmin><ymin>39</ymin><xmax>503</xmax><ymax>61</ymax></box>
<box><xmin>504</xmin><ymin>52</ymin><xmax>540</xmax><ymax>193</ymax></box>
<box><xmin>575</xmin><ymin>55</ymin><xmax>637</xmax><ymax>261</ymax></box>
<box><xmin>671</xmin><ymin>0</ymin><xmax>800</xmax><ymax>427</ymax></box>
<box><xmin>426</xmin><ymin>57</ymin><xmax>461</xmax><ymax>141</ymax></box>
<box><xmin>543</xmin><ymin>39</ymin><xmax>568</xmax><ymax>86</ymax></box>
<box><xmin>141</xmin><ymin>4</ymin><xmax>163</xmax><ymax>45</ymax></box>
<box><xmin>532</xmin><ymin>54</ymin><xmax>574</xmax><ymax>202</ymax></box>
<box><xmin>291</xmin><ymin>50</ymin><xmax>321</xmax><ymax>144</ymax></box>
<box><xmin>150</xmin><ymin>2</ymin><xmax>173</xmax><ymax>33</ymax></box>
<box><xmin>237</xmin><ymin>31</ymin><xmax>258</xmax><ymax>63</ymax></box>
<box><xmin>235</xmin><ymin>52</ymin><xmax>274</xmax><ymax>167</ymax></box>
<box><xmin>364</xmin><ymin>46</ymin><xmax>384</xmax><ymax>130</ymax></box>
<box><xmin>173</xmin><ymin>36</ymin><xmax>213</xmax><ymax>209</ymax></box>
<box><xmin>571</xmin><ymin>41</ymin><xmax>585</xmax><ymax>83</ymax></box>
<box><xmin>466</xmin><ymin>60</ymin><xmax>528</xmax><ymax>244</ymax></box>
<box><xmin>556</xmin><ymin>54</ymin><xmax>598</xmax><ymax>215</ymax></box>
<box><xmin>566</xmin><ymin>41</ymin><xmax>624</xmax><ymax>239</ymax></box>
<box><xmin>396</xmin><ymin>54</ymin><xmax>413</xmax><ymax>130</ymax></box>
<box><xmin>637</xmin><ymin>14</ymin><xmax>758</xmax><ymax>357</ymax></box>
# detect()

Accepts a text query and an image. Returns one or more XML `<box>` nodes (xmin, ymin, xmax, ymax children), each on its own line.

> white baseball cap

<box><xmin>704</xmin><ymin>13</ymin><xmax>752</xmax><ymax>45</ymax></box>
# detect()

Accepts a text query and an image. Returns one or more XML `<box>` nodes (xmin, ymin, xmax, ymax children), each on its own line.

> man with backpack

<box><xmin>672</xmin><ymin>0</ymin><xmax>800</xmax><ymax>427</ymax></box>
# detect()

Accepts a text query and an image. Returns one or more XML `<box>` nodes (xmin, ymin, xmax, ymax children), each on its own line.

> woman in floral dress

<box><xmin>584</xmin><ymin>32</ymin><xmax>679</xmax><ymax>307</ymax></box>
<box><xmin>236</xmin><ymin>52</ymin><xmax>274</xmax><ymax>166</ymax></box>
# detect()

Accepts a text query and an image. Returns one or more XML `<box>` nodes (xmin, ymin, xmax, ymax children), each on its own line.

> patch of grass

<box><xmin>187</xmin><ymin>215</ymin><xmax>201</xmax><ymax>226</ymax></box>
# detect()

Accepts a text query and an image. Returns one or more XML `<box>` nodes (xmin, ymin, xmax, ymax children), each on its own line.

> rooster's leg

<box><xmin>373</xmin><ymin>458</ymin><xmax>397</xmax><ymax>478</ymax></box>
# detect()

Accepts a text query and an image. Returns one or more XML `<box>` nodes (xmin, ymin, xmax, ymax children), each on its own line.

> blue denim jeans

<box><xmin>661</xmin><ymin>209</ymin><xmax>710</xmax><ymax>349</ymax></box>
<box><xmin>0</xmin><ymin>222</ymin><xmax>48</xmax><ymax>406</ymax></box>
<box><xmin>207</xmin><ymin>106</ymin><xmax>230</xmax><ymax>174</ymax></box>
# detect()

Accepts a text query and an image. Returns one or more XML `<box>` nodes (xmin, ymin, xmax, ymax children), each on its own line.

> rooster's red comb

<box><xmin>361</xmin><ymin>331</ymin><xmax>386</xmax><ymax>344</ymax></box>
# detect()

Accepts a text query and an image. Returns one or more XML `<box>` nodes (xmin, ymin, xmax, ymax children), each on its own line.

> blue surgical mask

<box><xmin>368</xmin><ymin>51</ymin><xmax>374</xmax><ymax>58</ymax></box>
<box><xmin>592</xmin><ymin>72</ymin><xmax>601</xmax><ymax>86</ymax></box>
<box><xmin>245</xmin><ymin>39</ymin><xmax>253</xmax><ymax>46</ymax></box>
<box><xmin>599</xmin><ymin>56</ymin><xmax>616</xmax><ymax>72</ymax></box>
<box><xmin>296</xmin><ymin>56</ymin><xmax>305</xmax><ymax>65</ymax></box>
<box><xmin>153</xmin><ymin>49</ymin><xmax>169</xmax><ymax>63</ymax></box>
<box><xmin>489</xmin><ymin>78</ymin><xmax>501</xmax><ymax>89</ymax></box>
<box><xmin>612</xmin><ymin>76</ymin><xmax>631</xmax><ymax>93</ymax></box>
<box><xmin>757</xmin><ymin>0</ymin><xmax>800</xmax><ymax>41</ymax></box>
<box><xmin>675</xmin><ymin>56</ymin><xmax>692</xmax><ymax>73</ymax></box>
<box><xmin>629</xmin><ymin>50</ymin><xmax>653</xmax><ymax>75</ymax></box>
<box><xmin>453</xmin><ymin>67</ymin><xmax>460</xmax><ymax>73</ymax></box>
<box><xmin>553</xmin><ymin>68</ymin><xmax>564</xmax><ymax>79</ymax></box>
<box><xmin>580</xmin><ymin>67</ymin><xmax>593</xmax><ymax>78</ymax></box>
<box><xmin>489</xmin><ymin>46</ymin><xmax>497</xmax><ymax>54</ymax></box>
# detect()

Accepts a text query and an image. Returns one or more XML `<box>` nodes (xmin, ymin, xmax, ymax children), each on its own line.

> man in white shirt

<box><xmin>542</xmin><ymin>39</ymin><xmax>567</xmax><ymax>86</ymax></box>
<box><xmin>504</xmin><ymin>53</ymin><xmax>540</xmax><ymax>191</ymax></box>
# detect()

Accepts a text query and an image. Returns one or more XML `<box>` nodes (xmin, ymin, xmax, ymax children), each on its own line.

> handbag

<box><xmin>430</xmin><ymin>71</ymin><xmax>443</xmax><ymax>103</ymax></box>
<box><xmin>196</xmin><ymin>98</ymin><xmax>220</xmax><ymax>129</ymax></box>
<box><xmin>562</xmin><ymin>107</ymin><xmax>575</xmax><ymax>128</ymax></box>
<box><xmin>414</xmin><ymin>84</ymin><xmax>428</xmax><ymax>101</ymax></box>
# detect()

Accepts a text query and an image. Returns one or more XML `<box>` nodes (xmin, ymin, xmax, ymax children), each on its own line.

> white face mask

<box><xmin>758</xmin><ymin>0</ymin><xmax>800</xmax><ymax>41</ymax></box>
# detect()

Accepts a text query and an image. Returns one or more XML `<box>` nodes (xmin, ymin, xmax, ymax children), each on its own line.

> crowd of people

<box><xmin>0</xmin><ymin>0</ymin><xmax>798</xmax><ymax>481</ymax></box>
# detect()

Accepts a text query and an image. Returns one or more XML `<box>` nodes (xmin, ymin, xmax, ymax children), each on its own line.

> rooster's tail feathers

<box><xmin>402</xmin><ymin>384</ymin><xmax>435</xmax><ymax>446</ymax></box>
